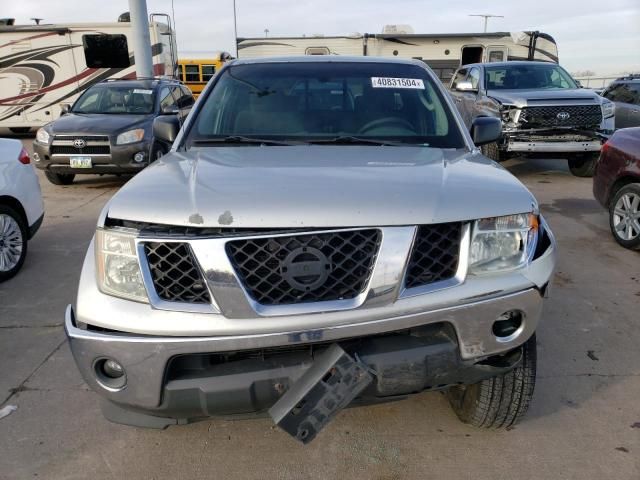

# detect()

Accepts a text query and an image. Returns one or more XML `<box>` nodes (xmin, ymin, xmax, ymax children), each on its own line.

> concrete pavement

<box><xmin>1</xmin><ymin>141</ymin><xmax>638</xmax><ymax>479</ymax></box>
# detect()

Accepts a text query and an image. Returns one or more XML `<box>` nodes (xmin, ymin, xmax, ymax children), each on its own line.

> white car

<box><xmin>0</xmin><ymin>139</ymin><xmax>44</xmax><ymax>282</ymax></box>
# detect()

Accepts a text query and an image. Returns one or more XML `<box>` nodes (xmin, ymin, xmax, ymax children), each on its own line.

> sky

<box><xmin>4</xmin><ymin>0</ymin><xmax>640</xmax><ymax>75</ymax></box>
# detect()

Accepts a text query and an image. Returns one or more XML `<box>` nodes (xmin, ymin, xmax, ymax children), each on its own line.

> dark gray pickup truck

<box><xmin>449</xmin><ymin>61</ymin><xmax>615</xmax><ymax>177</ymax></box>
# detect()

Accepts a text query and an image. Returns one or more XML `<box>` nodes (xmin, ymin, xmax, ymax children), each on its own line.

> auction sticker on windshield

<box><xmin>371</xmin><ymin>77</ymin><xmax>425</xmax><ymax>89</ymax></box>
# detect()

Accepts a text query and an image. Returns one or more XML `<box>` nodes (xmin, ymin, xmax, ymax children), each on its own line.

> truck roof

<box><xmin>230</xmin><ymin>55</ymin><xmax>425</xmax><ymax>66</ymax></box>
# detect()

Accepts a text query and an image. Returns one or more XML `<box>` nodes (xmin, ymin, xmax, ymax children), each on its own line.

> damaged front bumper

<box><xmin>65</xmin><ymin>220</ymin><xmax>556</xmax><ymax>430</ymax></box>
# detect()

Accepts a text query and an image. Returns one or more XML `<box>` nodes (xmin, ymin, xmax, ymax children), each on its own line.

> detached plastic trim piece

<box><xmin>268</xmin><ymin>344</ymin><xmax>373</xmax><ymax>444</ymax></box>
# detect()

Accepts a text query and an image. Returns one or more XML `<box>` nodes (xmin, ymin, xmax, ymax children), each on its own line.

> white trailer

<box><xmin>0</xmin><ymin>16</ymin><xmax>176</xmax><ymax>133</ymax></box>
<box><xmin>237</xmin><ymin>30</ymin><xmax>558</xmax><ymax>83</ymax></box>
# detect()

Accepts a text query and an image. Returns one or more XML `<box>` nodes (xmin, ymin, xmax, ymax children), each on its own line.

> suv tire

<box><xmin>44</xmin><ymin>171</ymin><xmax>75</xmax><ymax>185</ymax></box>
<box><xmin>0</xmin><ymin>204</ymin><xmax>28</xmax><ymax>283</ymax></box>
<box><xmin>609</xmin><ymin>183</ymin><xmax>640</xmax><ymax>250</ymax></box>
<box><xmin>481</xmin><ymin>142</ymin><xmax>502</xmax><ymax>162</ymax></box>
<box><xmin>567</xmin><ymin>153</ymin><xmax>598</xmax><ymax>177</ymax></box>
<box><xmin>446</xmin><ymin>334</ymin><xmax>536</xmax><ymax>429</ymax></box>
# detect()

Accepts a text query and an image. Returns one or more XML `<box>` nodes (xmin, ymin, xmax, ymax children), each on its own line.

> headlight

<box><xmin>499</xmin><ymin>105</ymin><xmax>514</xmax><ymax>123</ymax></box>
<box><xmin>469</xmin><ymin>213</ymin><xmax>538</xmax><ymax>274</ymax></box>
<box><xmin>95</xmin><ymin>229</ymin><xmax>148</xmax><ymax>302</ymax></box>
<box><xmin>601</xmin><ymin>100</ymin><xmax>615</xmax><ymax>119</ymax></box>
<box><xmin>116</xmin><ymin>129</ymin><xmax>145</xmax><ymax>145</ymax></box>
<box><xmin>36</xmin><ymin>128</ymin><xmax>50</xmax><ymax>144</ymax></box>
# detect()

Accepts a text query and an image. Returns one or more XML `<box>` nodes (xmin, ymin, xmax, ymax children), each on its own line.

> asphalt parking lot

<box><xmin>1</xmin><ymin>138</ymin><xmax>639</xmax><ymax>480</ymax></box>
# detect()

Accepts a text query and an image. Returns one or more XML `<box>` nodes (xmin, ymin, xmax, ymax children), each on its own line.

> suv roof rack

<box><xmin>615</xmin><ymin>74</ymin><xmax>640</xmax><ymax>81</ymax></box>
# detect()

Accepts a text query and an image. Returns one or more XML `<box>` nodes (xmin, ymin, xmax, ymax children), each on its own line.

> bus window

<box><xmin>185</xmin><ymin>65</ymin><xmax>200</xmax><ymax>83</ymax></box>
<box><xmin>202</xmin><ymin>65</ymin><xmax>216</xmax><ymax>82</ymax></box>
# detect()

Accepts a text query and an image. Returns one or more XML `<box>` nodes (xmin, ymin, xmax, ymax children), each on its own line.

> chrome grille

<box><xmin>226</xmin><ymin>230</ymin><xmax>381</xmax><ymax>306</ymax></box>
<box><xmin>51</xmin><ymin>135</ymin><xmax>111</xmax><ymax>156</ymax></box>
<box><xmin>405</xmin><ymin>223</ymin><xmax>462</xmax><ymax>289</ymax></box>
<box><xmin>519</xmin><ymin>105</ymin><xmax>602</xmax><ymax>129</ymax></box>
<box><xmin>143</xmin><ymin>242</ymin><xmax>211</xmax><ymax>304</ymax></box>
<box><xmin>50</xmin><ymin>145</ymin><xmax>111</xmax><ymax>155</ymax></box>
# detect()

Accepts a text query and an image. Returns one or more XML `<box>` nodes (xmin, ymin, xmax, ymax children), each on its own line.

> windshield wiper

<box><xmin>192</xmin><ymin>136</ymin><xmax>303</xmax><ymax>146</ymax></box>
<box><xmin>306</xmin><ymin>136</ymin><xmax>425</xmax><ymax>147</ymax></box>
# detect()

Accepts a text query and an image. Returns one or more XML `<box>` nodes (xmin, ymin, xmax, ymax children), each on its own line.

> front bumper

<box><xmin>33</xmin><ymin>140</ymin><xmax>152</xmax><ymax>174</ymax></box>
<box><xmin>66</xmin><ymin>219</ymin><xmax>556</xmax><ymax>423</ymax></box>
<box><xmin>506</xmin><ymin>139</ymin><xmax>602</xmax><ymax>153</ymax></box>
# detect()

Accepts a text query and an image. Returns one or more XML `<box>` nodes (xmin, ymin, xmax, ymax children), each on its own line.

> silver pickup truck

<box><xmin>449</xmin><ymin>61</ymin><xmax>615</xmax><ymax>177</ymax></box>
<box><xmin>65</xmin><ymin>56</ymin><xmax>556</xmax><ymax>442</ymax></box>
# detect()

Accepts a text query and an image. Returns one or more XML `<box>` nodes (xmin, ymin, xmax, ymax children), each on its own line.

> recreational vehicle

<box><xmin>0</xmin><ymin>16</ymin><xmax>177</xmax><ymax>133</ymax></box>
<box><xmin>237</xmin><ymin>29</ymin><xmax>558</xmax><ymax>83</ymax></box>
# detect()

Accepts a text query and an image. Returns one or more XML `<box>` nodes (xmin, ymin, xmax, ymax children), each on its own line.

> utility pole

<box><xmin>233</xmin><ymin>0</ymin><xmax>239</xmax><ymax>57</ymax></box>
<box><xmin>128</xmin><ymin>0</ymin><xmax>154</xmax><ymax>78</ymax></box>
<box><xmin>469</xmin><ymin>14</ymin><xmax>504</xmax><ymax>33</ymax></box>
<box><xmin>264</xmin><ymin>29</ymin><xmax>269</xmax><ymax>37</ymax></box>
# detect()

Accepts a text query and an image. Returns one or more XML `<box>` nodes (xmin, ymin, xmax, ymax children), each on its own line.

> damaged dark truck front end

<box><xmin>450</xmin><ymin>61</ymin><xmax>615</xmax><ymax>177</ymax></box>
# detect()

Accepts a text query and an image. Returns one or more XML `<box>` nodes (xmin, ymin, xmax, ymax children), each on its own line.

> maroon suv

<box><xmin>593</xmin><ymin>127</ymin><xmax>640</xmax><ymax>250</ymax></box>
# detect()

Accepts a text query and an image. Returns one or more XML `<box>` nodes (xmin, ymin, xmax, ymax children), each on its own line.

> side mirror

<box><xmin>60</xmin><ymin>103</ymin><xmax>71</xmax><ymax>115</ymax></box>
<box><xmin>456</xmin><ymin>81</ymin><xmax>478</xmax><ymax>92</ymax></box>
<box><xmin>153</xmin><ymin>115</ymin><xmax>180</xmax><ymax>144</ymax></box>
<box><xmin>470</xmin><ymin>117</ymin><xmax>502</xmax><ymax>146</ymax></box>
<box><xmin>575</xmin><ymin>80</ymin><xmax>584</xmax><ymax>88</ymax></box>
<box><xmin>161</xmin><ymin>104</ymin><xmax>180</xmax><ymax>115</ymax></box>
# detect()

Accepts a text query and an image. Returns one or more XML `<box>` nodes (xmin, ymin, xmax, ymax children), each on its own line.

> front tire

<box><xmin>567</xmin><ymin>153</ymin><xmax>598</xmax><ymax>177</ymax></box>
<box><xmin>609</xmin><ymin>183</ymin><xmax>640</xmax><ymax>250</ymax></box>
<box><xmin>44</xmin><ymin>171</ymin><xmax>75</xmax><ymax>185</ymax></box>
<box><xmin>481</xmin><ymin>142</ymin><xmax>502</xmax><ymax>162</ymax></box>
<box><xmin>446</xmin><ymin>335</ymin><xmax>537</xmax><ymax>429</ymax></box>
<box><xmin>0</xmin><ymin>205</ymin><xmax>28</xmax><ymax>283</ymax></box>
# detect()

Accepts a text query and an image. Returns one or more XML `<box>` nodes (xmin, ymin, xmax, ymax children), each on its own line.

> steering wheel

<box><xmin>358</xmin><ymin>117</ymin><xmax>416</xmax><ymax>135</ymax></box>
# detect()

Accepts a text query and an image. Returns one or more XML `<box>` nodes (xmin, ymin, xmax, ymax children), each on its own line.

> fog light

<box><xmin>33</xmin><ymin>152</ymin><xmax>40</xmax><ymax>162</ymax></box>
<box><xmin>94</xmin><ymin>358</ymin><xmax>127</xmax><ymax>390</ymax></box>
<box><xmin>133</xmin><ymin>152</ymin><xmax>146</xmax><ymax>163</ymax></box>
<box><xmin>103</xmin><ymin>359</ymin><xmax>124</xmax><ymax>378</ymax></box>
<box><xmin>492</xmin><ymin>310</ymin><xmax>523</xmax><ymax>341</ymax></box>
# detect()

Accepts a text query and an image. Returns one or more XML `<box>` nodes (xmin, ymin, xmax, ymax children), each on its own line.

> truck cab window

<box><xmin>82</xmin><ymin>34</ymin><xmax>130</xmax><ymax>68</ymax></box>
<box><xmin>468</xmin><ymin>68</ymin><xmax>481</xmax><ymax>89</ymax></box>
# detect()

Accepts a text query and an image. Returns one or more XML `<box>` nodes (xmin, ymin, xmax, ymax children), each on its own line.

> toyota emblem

<box><xmin>556</xmin><ymin>112</ymin><xmax>571</xmax><ymax>121</ymax></box>
<box><xmin>73</xmin><ymin>138</ymin><xmax>86</xmax><ymax>149</ymax></box>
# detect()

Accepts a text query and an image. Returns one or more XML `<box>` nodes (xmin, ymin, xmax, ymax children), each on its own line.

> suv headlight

<box><xmin>36</xmin><ymin>128</ymin><xmax>50</xmax><ymax>144</ymax></box>
<box><xmin>469</xmin><ymin>213</ymin><xmax>538</xmax><ymax>274</ymax></box>
<box><xmin>602</xmin><ymin>100</ymin><xmax>615</xmax><ymax>119</ymax></box>
<box><xmin>116</xmin><ymin>129</ymin><xmax>145</xmax><ymax>145</ymax></box>
<box><xmin>95</xmin><ymin>229</ymin><xmax>148</xmax><ymax>302</ymax></box>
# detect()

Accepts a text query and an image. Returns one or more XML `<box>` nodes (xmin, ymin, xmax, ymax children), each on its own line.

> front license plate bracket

<box><xmin>268</xmin><ymin>344</ymin><xmax>373</xmax><ymax>444</ymax></box>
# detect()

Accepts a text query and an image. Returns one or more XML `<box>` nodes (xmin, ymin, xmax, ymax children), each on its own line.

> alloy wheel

<box><xmin>612</xmin><ymin>192</ymin><xmax>640</xmax><ymax>241</ymax></box>
<box><xmin>0</xmin><ymin>213</ymin><xmax>24</xmax><ymax>272</ymax></box>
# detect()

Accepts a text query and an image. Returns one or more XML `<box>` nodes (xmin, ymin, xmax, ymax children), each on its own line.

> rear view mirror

<box><xmin>456</xmin><ymin>81</ymin><xmax>477</xmax><ymax>92</ymax></box>
<box><xmin>161</xmin><ymin>104</ymin><xmax>180</xmax><ymax>115</ymax></box>
<box><xmin>470</xmin><ymin>117</ymin><xmax>502</xmax><ymax>146</ymax></box>
<box><xmin>153</xmin><ymin>115</ymin><xmax>180</xmax><ymax>144</ymax></box>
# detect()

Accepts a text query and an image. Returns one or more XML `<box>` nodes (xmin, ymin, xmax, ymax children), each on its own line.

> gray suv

<box><xmin>449</xmin><ymin>61</ymin><xmax>615</xmax><ymax>177</ymax></box>
<box><xmin>65</xmin><ymin>57</ymin><xmax>556</xmax><ymax>442</ymax></box>
<box><xmin>601</xmin><ymin>75</ymin><xmax>640</xmax><ymax>129</ymax></box>
<box><xmin>33</xmin><ymin>78</ymin><xmax>194</xmax><ymax>185</ymax></box>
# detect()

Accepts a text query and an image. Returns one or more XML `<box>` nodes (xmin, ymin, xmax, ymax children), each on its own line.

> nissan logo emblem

<box><xmin>280</xmin><ymin>247</ymin><xmax>331</xmax><ymax>292</ymax></box>
<box><xmin>73</xmin><ymin>138</ymin><xmax>86</xmax><ymax>149</ymax></box>
<box><xmin>556</xmin><ymin>112</ymin><xmax>571</xmax><ymax>121</ymax></box>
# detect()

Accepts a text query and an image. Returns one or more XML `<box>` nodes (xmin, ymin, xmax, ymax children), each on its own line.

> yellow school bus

<box><xmin>178</xmin><ymin>52</ymin><xmax>232</xmax><ymax>97</ymax></box>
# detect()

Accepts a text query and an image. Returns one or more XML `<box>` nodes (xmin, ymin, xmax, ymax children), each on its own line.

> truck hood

<box><xmin>105</xmin><ymin>146</ymin><xmax>537</xmax><ymax>228</ymax></box>
<box><xmin>47</xmin><ymin>113</ymin><xmax>150</xmax><ymax>136</ymax></box>
<box><xmin>487</xmin><ymin>88</ymin><xmax>602</xmax><ymax>108</ymax></box>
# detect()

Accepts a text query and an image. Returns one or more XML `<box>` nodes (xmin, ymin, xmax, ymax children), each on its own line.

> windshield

<box><xmin>72</xmin><ymin>86</ymin><xmax>156</xmax><ymax>114</ymax></box>
<box><xmin>188</xmin><ymin>62</ymin><xmax>466</xmax><ymax>148</ymax></box>
<box><xmin>485</xmin><ymin>64</ymin><xmax>578</xmax><ymax>90</ymax></box>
